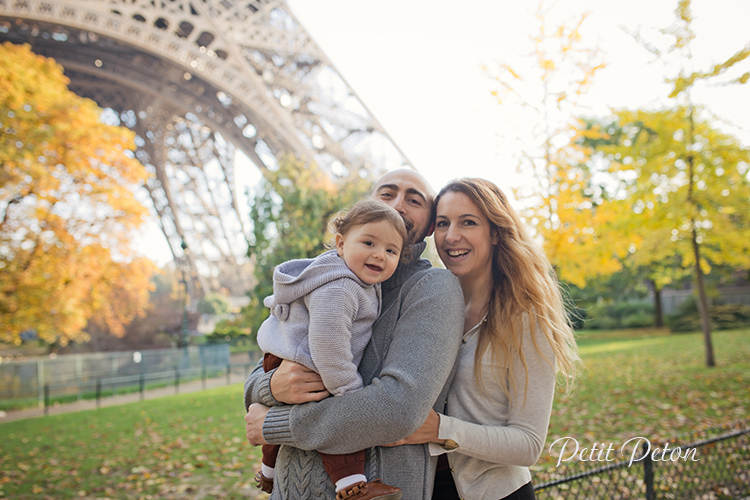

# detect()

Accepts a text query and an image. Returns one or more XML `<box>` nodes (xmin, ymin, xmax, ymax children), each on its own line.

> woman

<box><xmin>390</xmin><ymin>178</ymin><xmax>579</xmax><ymax>500</ymax></box>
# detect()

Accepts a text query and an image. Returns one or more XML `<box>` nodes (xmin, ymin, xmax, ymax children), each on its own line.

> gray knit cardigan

<box><xmin>244</xmin><ymin>242</ymin><xmax>464</xmax><ymax>500</ymax></box>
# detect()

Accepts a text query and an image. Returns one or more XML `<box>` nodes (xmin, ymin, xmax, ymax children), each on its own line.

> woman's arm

<box><xmin>383</xmin><ymin>408</ymin><xmax>444</xmax><ymax>447</ymax></box>
<box><xmin>436</xmin><ymin>326</ymin><xmax>556</xmax><ymax>467</ymax></box>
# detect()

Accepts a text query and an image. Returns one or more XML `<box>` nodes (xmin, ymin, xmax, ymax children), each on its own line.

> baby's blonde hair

<box><xmin>327</xmin><ymin>198</ymin><xmax>410</xmax><ymax>261</ymax></box>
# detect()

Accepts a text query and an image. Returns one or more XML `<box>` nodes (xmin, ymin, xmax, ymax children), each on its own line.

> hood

<box><xmin>264</xmin><ymin>249</ymin><xmax>368</xmax><ymax>309</ymax></box>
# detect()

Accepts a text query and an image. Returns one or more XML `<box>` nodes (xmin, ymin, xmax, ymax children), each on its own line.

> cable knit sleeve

<box><xmin>261</xmin><ymin>268</ymin><xmax>464</xmax><ymax>455</ymax></box>
<box><xmin>243</xmin><ymin>359</ymin><xmax>281</xmax><ymax>411</ymax></box>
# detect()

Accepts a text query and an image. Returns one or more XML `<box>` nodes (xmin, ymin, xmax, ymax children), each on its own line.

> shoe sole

<box><xmin>373</xmin><ymin>493</ymin><xmax>402</xmax><ymax>500</ymax></box>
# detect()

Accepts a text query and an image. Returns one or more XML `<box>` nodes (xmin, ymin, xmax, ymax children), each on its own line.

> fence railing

<box><xmin>0</xmin><ymin>345</ymin><xmax>264</xmax><ymax>411</ymax></box>
<box><xmin>533</xmin><ymin>419</ymin><xmax>750</xmax><ymax>499</ymax></box>
<box><xmin>31</xmin><ymin>361</ymin><xmax>259</xmax><ymax>414</ymax></box>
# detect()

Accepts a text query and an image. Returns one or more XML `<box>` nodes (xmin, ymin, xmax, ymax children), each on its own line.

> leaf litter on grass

<box><xmin>1</xmin><ymin>329</ymin><xmax>748</xmax><ymax>498</ymax></box>
<box><xmin>0</xmin><ymin>385</ymin><xmax>268</xmax><ymax>499</ymax></box>
<box><xmin>541</xmin><ymin>329</ymin><xmax>749</xmax><ymax>470</ymax></box>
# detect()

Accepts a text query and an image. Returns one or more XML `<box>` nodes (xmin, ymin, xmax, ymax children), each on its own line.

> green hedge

<box><xmin>584</xmin><ymin>300</ymin><xmax>655</xmax><ymax>330</ymax></box>
<box><xmin>668</xmin><ymin>302</ymin><xmax>750</xmax><ymax>332</ymax></box>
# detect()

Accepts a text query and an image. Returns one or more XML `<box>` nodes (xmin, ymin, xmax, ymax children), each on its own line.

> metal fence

<box><xmin>35</xmin><ymin>360</ymin><xmax>260</xmax><ymax>413</ymax></box>
<box><xmin>533</xmin><ymin>419</ymin><xmax>750</xmax><ymax>499</ymax></box>
<box><xmin>661</xmin><ymin>286</ymin><xmax>750</xmax><ymax>315</ymax></box>
<box><xmin>0</xmin><ymin>345</ymin><xmax>238</xmax><ymax>408</ymax></box>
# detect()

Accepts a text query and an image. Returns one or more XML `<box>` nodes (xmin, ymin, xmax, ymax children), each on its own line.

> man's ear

<box><xmin>335</xmin><ymin>233</ymin><xmax>345</xmax><ymax>257</ymax></box>
<box><xmin>425</xmin><ymin>220</ymin><xmax>435</xmax><ymax>238</ymax></box>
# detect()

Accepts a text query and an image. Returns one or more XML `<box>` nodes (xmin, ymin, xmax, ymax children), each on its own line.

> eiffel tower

<box><xmin>0</xmin><ymin>0</ymin><xmax>412</xmax><ymax>298</ymax></box>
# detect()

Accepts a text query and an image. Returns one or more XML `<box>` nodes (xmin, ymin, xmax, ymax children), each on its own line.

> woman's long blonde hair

<box><xmin>435</xmin><ymin>178</ymin><xmax>580</xmax><ymax>400</ymax></box>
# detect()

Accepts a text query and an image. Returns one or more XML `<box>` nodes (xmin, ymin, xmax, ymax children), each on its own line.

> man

<box><xmin>244</xmin><ymin>169</ymin><xmax>464</xmax><ymax>500</ymax></box>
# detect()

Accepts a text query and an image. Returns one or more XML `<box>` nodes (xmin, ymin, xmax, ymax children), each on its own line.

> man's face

<box><xmin>372</xmin><ymin>169</ymin><xmax>434</xmax><ymax>244</ymax></box>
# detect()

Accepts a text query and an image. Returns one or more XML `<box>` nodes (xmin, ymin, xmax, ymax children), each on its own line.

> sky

<box><xmin>136</xmin><ymin>0</ymin><xmax>750</xmax><ymax>266</ymax></box>
<box><xmin>286</xmin><ymin>0</ymin><xmax>750</xmax><ymax>188</ymax></box>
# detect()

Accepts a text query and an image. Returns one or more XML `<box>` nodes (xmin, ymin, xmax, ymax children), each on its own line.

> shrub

<box><xmin>586</xmin><ymin>315</ymin><xmax>619</xmax><ymax>330</ymax></box>
<box><xmin>611</xmin><ymin>301</ymin><xmax>653</xmax><ymax>321</ymax></box>
<box><xmin>712</xmin><ymin>304</ymin><xmax>750</xmax><ymax>329</ymax></box>
<box><xmin>668</xmin><ymin>303</ymin><xmax>750</xmax><ymax>333</ymax></box>
<box><xmin>621</xmin><ymin>312</ymin><xmax>655</xmax><ymax>328</ymax></box>
<box><xmin>584</xmin><ymin>301</ymin><xmax>655</xmax><ymax>330</ymax></box>
<box><xmin>197</xmin><ymin>293</ymin><xmax>231</xmax><ymax>316</ymax></box>
<box><xmin>204</xmin><ymin>318</ymin><xmax>251</xmax><ymax>344</ymax></box>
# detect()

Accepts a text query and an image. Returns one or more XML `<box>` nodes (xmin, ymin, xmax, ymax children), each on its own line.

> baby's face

<box><xmin>335</xmin><ymin>220</ymin><xmax>403</xmax><ymax>285</ymax></box>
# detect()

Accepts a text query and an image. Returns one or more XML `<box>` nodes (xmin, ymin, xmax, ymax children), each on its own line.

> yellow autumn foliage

<box><xmin>0</xmin><ymin>42</ymin><xmax>156</xmax><ymax>345</ymax></box>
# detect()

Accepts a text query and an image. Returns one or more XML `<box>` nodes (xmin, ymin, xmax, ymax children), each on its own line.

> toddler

<box><xmin>255</xmin><ymin>197</ymin><xmax>408</xmax><ymax>500</ymax></box>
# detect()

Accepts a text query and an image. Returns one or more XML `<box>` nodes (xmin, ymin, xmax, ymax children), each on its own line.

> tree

<box><xmin>197</xmin><ymin>293</ymin><xmax>231</xmax><ymax>316</ymax></box>
<box><xmin>571</xmin><ymin>117</ymin><xmax>691</xmax><ymax>327</ymax></box>
<box><xmin>241</xmin><ymin>156</ymin><xmax>374</xmax><ymax>337</ymax></box>
<box><xmin>83</xmin><ymin>268</ymin><xmax>194</xmax><ymax>352</ymax></box>
<box><xmin>580</xmin><ymin>108</ymin><xmax>750</xmax><ymax>336</ymax></box>
<box><xmin>627</xmin><ymin>0</ymin><xmax>750</xmax><ymax>366</ymax></box>
<box><xmin>0</xmin><ymin>42</ymin><xmax>155</xmax><ymax>346</ymax></box>
<box><xmin>483</xmin><ymin>1</ymin><xmax>612</xmax><ymax>285</ymax></box>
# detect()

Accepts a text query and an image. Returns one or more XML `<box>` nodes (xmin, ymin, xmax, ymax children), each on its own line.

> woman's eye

<box><xmin>436</xmin><ymin>221</ymin><xmax>447</xmax><ymax>228</ymax></box>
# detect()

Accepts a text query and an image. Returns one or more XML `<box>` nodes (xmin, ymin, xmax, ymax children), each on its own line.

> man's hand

<box><xmin>270</xmin><ymin>360</ymin><xmax>330</xmax><ymax>404</ymax></box>
<box><xmin>245</xmin><ymin>403</ymin><xmax>271</xmax><ymax>446</ymax></box>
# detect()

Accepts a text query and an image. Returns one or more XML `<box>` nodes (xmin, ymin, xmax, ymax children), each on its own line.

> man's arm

<box><xmin>262</xmin><ymin>269</ymin><xmax>464</xmax><ymax>455</ymax></box>
<box><xmin>244</xmin><ymin>359</ymin><xmax>278</xmax><ymax>411</ymax></box>
<box><xmin>244</xmin><ymin>359</ymin><xmax>329</xmax><ymax>411</ymax></box>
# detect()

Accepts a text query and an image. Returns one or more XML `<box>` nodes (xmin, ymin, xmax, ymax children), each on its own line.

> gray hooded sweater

<box><xmin>244</xmin><ymin>242</ymin><xmax>465</xmax><ymax>500</ymax></box>
<box><xmin>256</xmin><ymin>249</ymin><xmax>380</xmax><ymax>396</ymax></box>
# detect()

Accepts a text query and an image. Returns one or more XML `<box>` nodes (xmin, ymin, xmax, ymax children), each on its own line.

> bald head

<box><xmin>372</xmin><ymin>169</ymin><xmax>435</xmax><ymax>243</ymax></box>
<box><xmin>375</xmin><ymin>169</ymin><xmax>435</xmax><ymax>201</ymax></box>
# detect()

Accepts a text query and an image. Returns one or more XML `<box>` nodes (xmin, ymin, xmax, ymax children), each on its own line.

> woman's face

<box><xmin>434</xmin><ymin>191</ymin><xmax>496</xmax><ymax>281</ymax></box>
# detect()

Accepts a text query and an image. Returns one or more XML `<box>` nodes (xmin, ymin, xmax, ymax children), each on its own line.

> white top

<box><xmin>430</xmin><ymin>319</ymin><xmax>556</xmax><ymax>499</ymax></box>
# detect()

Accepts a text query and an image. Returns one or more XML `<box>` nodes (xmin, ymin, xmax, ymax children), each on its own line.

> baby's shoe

<box><xmin>335</xmin><ymin>479</ymin><xmax>402</xmax><ymax>500</ymax></box>
<box><xmin>254</xmin><ymin>471</ymin><xmax>273</xmax><ymax>493</ymax></box>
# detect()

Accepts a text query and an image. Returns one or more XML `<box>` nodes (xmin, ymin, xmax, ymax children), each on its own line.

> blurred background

<box><xmin>1</xmin><ymin>1</ymin><xmax>749</xmax><ymax>498</ymax></box>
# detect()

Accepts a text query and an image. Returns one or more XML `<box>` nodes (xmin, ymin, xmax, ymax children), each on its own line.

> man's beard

<box><xmin>402</xmin><ymin>218</ymin><xmax>422</xmax><ymax>248</ymax></box>
<box><xmin>403</xmin><ymin>217</ymin><xmax>414</xmax><ymax>236</ymax></box>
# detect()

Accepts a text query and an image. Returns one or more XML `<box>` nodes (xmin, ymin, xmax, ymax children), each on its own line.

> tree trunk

<box><xmin>685</xmin><ymin>101</ymin><xmax>714</xmax><ymax>367</ymax></box>
<box><xmin>691</xmin><ymin>227</ymin><xmax>715</xmax><ymax>367</ymax></box>
<box><xmin>650</xmin><ymin>281</ymin><xmax>664</xmax><ymax>328</ymax></box>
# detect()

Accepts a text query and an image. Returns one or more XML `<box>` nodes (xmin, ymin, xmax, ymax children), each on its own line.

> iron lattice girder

<box><xmin>0</xmin><ymin>0</ymin><xmax>308</xmax><ymax>159</ymax></box>
<box><xmin>0</xmin><ymin>0</ymin><xmax>412</xmax><ymax>175</ymax></box>
<box><xmin>7</xmin><ymin>27</ymin><xmax>276</xmax><ymax>173</ymax></box>
<box><xmin>1</xmin><ymin>22</ymin><xmax>253</xmax><ymax>295</ymax></box>
<box><xmin>0</xmin><ymin>0</ymin><xmax>412</xmax><ymax>299</ymax></box>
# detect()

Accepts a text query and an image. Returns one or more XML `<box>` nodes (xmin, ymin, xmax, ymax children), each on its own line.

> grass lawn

<box><xmin>541</xmin><ymin>327</ymin><xmax>749</xmax><ymax>469</ymax></box>
<box><xmin>0</xmin><ymin>386</ymin><xmax>264</xmax><ymax>500</ymax></box>
<box><xmin>1</xmin><ymin>328</ymin><xmax>748</xmax><ymax>499</ymax></box>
